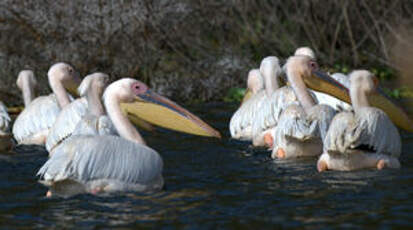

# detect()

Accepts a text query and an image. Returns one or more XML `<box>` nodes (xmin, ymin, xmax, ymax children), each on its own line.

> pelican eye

<box><xmin>309</xmin><ymin>61</ymin><xmax>318</xmax><ymax>70</ymax></box>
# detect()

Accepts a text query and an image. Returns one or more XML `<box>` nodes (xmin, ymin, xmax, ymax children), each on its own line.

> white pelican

<box><xmin>229</xmin><ymin>57</ymin><xmax>284</xmax><ymax>141</ymax></box>
<box><xmin>12</xmin><ymin>64</ymin><xmax>81</xmax><ymax>145</ymax></box>
<box><xmin>46</xmin><ymin>72</ymin><xmax>157</xmax><ymax>153</ymax></box>
<box><xmin>45</xmin><ymin>73</ymin><xmax>110</xmax><ymax>153</ymax></box>
<box><xmin>250</xmin><ymin>56</ymin><xmax>320</xmax><ymax>148</ymax></box>
<box><xmin>317</xmin><ymin>70</ymin><xmax>401</xmax><ymax>171</ymax></box>
<box><xmin>37</xmin><ymin>78</ymin><xmax>220</xmax><ymax>197</ymax></box>
<box><xmin>231</xmin><ymin>48</ymin><xmax>315</xmax><ymax>144</ymax></box>
<box><xmin>70</xmin><ymin>73</ymin><xmax>117</xmax><ymax>137</ymax></box>
<box><xmin>229</xmin><ymin>69</ymin><xmax>265</xmax><ymax>140</ymax></box>
<box><xmin>0</xmin><ymin>101</ymin><xmax>12</xmax><ymax>151</ymax></box>
<box><xmin>271</xmin><ymin>55</ymin><xmax>347</xmax><ymax>159</ymax></box>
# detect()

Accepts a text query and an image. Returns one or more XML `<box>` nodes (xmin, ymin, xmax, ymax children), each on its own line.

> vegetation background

<box><xmin>1</xmin><ymin>0</ymin><xmax>413</xmax><ymax>106</ymax></box>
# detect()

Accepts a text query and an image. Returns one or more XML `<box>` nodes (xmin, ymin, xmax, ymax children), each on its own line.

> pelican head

<box><xmin>78</xmin><ymin>72</ymin><xmax>110</xmax><ymax>97</ymax></box>
<box><xmin>286</xmin><ymin>55</ymin><xmax>350</xmax><ymax>105</ymax></box>
<box><xmin>247</xmin><ymin>69</ymin><xmax>264</xmax><ymax>94</ymax></box>
<box><xmin>349</xmin><ymin>70</ymin><xmax>378</xmax><ymax>95</ymax></box>
<box><xmin>260</xmin><ymin>56</ymin><xmax>282</xmax><ymax>96</ymax></box>
<box><xmin>16</xmin><ymin>70</ymin><xmax>37</xmax><ymax>107</ymax></box>
<box><xmin>48</xmin><ymin>63</ymin><xmax>81</xmax><ymax>97</ymax></box>
<box><xmin>242</xmin><ymin>69</ymin><xmax>264</xmax><ymax>103</ymax></box>
<box><xmin>17</xmin><ymin>70</ymin><xmax>37</xmax><ymax>92</ymax></box>
<box><xmin>348</xmin><ymin>70</ymin><xmax>413</xmax><ymax>132</ymax></box>
<box><xmin>106</xmin><ymin>79</ymin><xmax>221</xmax><ymax>138</ymax></box>
<box><xmin>294</xmin><ymin>47</ymin><xmax>316</xmax><ymax>59</ymax></box>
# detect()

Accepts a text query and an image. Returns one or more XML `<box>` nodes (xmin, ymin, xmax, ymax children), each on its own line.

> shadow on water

<box><xmin>0</xmin><ymin>103</ymin><xmax>412</xmax><ymax>229</ymax></box>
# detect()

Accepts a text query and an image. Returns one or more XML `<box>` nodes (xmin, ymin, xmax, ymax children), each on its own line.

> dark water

<box><xmin>0</xmin><ymin>103</ymin><xmax>412</xmax><ymax>229</ymax></box>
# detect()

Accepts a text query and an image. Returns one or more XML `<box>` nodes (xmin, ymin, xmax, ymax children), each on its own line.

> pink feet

<box><xmin>264</xmin><ymin>133</ymin><xmax>274</xmax><ymax>148</ymax></box>
<box><xmin>317</xmin><ymin>160</ymin><xmax>328</xmax><ymax>172</ymax></box>
<box><xmin>90</xmin><ymin>187</ymin><xmax>104</xmax><ymax>195</ymax></box>
<box><xmin>377</xmin><ymin>159</ymin><xmax>386</xmax><ymax>170</ymax></box>
<box><xmin>276</xmin><ymin>148</ymin><xmax>286</xmax><ymax>159</ymax></box>
<box><xmin>46</xmin><ymin>190</ymin><xmax>52</xmax><ymax>197</ymax></box>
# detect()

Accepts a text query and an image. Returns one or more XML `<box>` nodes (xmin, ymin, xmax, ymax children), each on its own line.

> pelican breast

<box><xmin>45</xmin><ymin>98</ymin><xmax>88</xmax><ymax>152</ymax></box>
<box><xmin>229</xmin><ymin>91</ymin><xmax>267</xmax><ymax>140</ymax></box>
<box><xmin>0</xmin><ymin>102</ymin><xmax>11</xmax><ymax>135</ymax></box>
<box><xmin>72</xmin><ymin>114</ymin><xmax>117</xmax><ymax>137</ymax></box>
<box><xmin>37</xmin><ymin>135</ymin><xmax>163</xmax><ymax>194</ymax></box>
<box><xmin>13</xmin><ymin>94</ymin><xmax>61</xmax><ymax>144</ymax></box>
<box><xmin>251</xmin><ymin>86</ymin><xmax>298</xmax><ymax>138</ymax></box>
<box><xmin>324</xmin><ymin>107</ymin><xmax>401</xmax><ymax>157</ymax></box>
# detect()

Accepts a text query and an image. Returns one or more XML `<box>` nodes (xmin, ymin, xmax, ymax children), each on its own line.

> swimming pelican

<box><xmin>46</xmin><ymin>73</ymin><xmax>158</xmax><ymax>153</ymax></box>
<box><xmin>12</xmin><ymin>64</ymin><xmax>81</xmax><ymax>145</ymax></box>
<box><xmin>250</xmin><ymin>55</ymin><xmax>320</xmax><ymax>148</ymax></box>
<box><xmin>37</xmin><ymin>78</ymin><xmax>221</xmax><ymax>197</ymax></box>
<box><xmin>229</xmin><ymin>69</ymin><xmax>266</xmax><ymax>140</ymax></box>
<box><xmin>0</xmin><ymin>102</ymin><xmax>12</xmax><ymax>151</ymax></box>
<box><xmin>250</xmin><ymin>47</ymin><xmax>320</xmax><ymax>147</ymax></box>
<box><xmin>271</xmin><ymin>55</ymin><xmax>346</xmax><ymax>159</ymax></box>
<box><xmin>229</xmin><ymin>57</ymin><xmax>285</xmax><ymax>141</ymax></box>
<box><xmin>317</xmin><ymin>70</ymin><xmax>401</xmax><ymax>171</ymax></box>
<box><xmin>45</xmin><ymin>73</ymin><xmax>110</xmax><ymax>153</ymax></box>
<box><xmin>70</xmin><ymin>75</ymin><xmax>117</xmax><ymax>138</ymax></box>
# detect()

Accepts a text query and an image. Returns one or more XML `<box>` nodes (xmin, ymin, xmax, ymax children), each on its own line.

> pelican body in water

<box><xmin>37</xmin><ymin>78</ymin><xmax>220</xmax><ymax>197</ymax></box>
<box><xmin>229</xmin><ymin>69</ymin><xmax>265</xmax><ymax>140</ymax></box>
<box><xmin>230</xmin><ymin>56</ymin><xmax>296</xmax><ymax>146</ymax></box>
<box><xmin>12</xmin><ymin>64</ymin><xmax>81</xmax><ymax>146</ymax></box>
<box><xmin>271</xmin><ymin>55</ymin><xmax>347</xmax><ymax>159</ymax></box>
<box><xmin>250</xmin><ymin>56</ymin><xmax>321</xmax><ymax>148</ymax></box>
<box><xmin>46</xmin><ymin>73</ymin><xmax>156</xmax><ymax>153</ymax></box>
<box><xmin>45</xmin><ymin>73</ymin><xmax>110</xmax><ymax>153</ymax></box>
<box><xmin>317</xmin><ymin>70</ymin><xmax>401</xmax><ymax>171</ymax></box>
<box><xmin>0</xmin><ymin>102</ymin><xmax>12</xmax><ymax>151</ymax></box>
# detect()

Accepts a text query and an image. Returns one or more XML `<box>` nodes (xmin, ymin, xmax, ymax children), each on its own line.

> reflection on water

<box><xmin>0</xmin><ymin>103</ymin><xmax>412</xmax><ymax>229</ymax></box>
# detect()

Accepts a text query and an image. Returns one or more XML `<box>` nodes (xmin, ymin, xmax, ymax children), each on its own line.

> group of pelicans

<box><xmin>0</xmin><ymin>63</ymin><xmax>221</xmax><ymax>197</ymax></box>
<box><xmin>230</xmin><ymin>47</ymin><xmax>413</xmax><ymax>172</ymax></box>
<box><xmin>0</xmin><ymin>47</ymin><xmax>412</xmax><ymax>197</ymax></box>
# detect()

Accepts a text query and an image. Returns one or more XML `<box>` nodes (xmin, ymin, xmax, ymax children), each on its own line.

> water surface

<box><xmin>0</xmin><ymin>103</ymin><xmax>412</xmax><ymax>229</ymax></box>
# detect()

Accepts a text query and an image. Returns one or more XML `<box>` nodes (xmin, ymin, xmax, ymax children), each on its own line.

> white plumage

<box><xmin>0</xmin><ymin>101</ymin><xmax>12</xmax><ymax>151</ymax></box>
<box><xmin>271</xmin><ymin>55</ymin><xmax>339</xmax><ymax>159</ymax></box>
<box><xmin>37</xmin><ymin>135</ymin><xmax>163</xmax><ymax>197</ymax></box>
<box><xmin>46</xmin><ymin>73</ymin><xmax>109</xmax><ymax>152</ymax></box>
<box><xmin>230</xmin><ymin>90</ymin><xmax>267</xmax><ymax>140</ymax></box>
<box><xmin>272</xmin><ymin>104</ymin><xmax>336</xmax><ymax>158</ymax></box>
<box><xmin>38</xmin><ymin>78</ymin><xmax>212</xmax><ymax>197</ymax></box>
<box><xmin>12</xmin><ymin>64</ymin><xmax>80</xmax><ymax>146</ymax></box>
<box><xmin>313</xmin><ymin>73</ymin><xmax>352</xmax><ymax>111</ymax></box>
<box><xmin>45</xmin><ymin>98</ymin><xmax>88</xmax><ymax>151</ymax></box>
<box><xmin>0</xmin><ymin>101</ymin><xmax>11</xmax><ymax>135</ymax></box>
<box><xmin>13</xmin><ymin>94</ymin><xmax>61</xmax><ymax>145</ymax></box>
<box><xmin>71</xmin><ymin>114</ymin><xmax>117</xmax><ymax>137</ymax></box>
<box><xmin>230</xmin><ymin>57</ymin><xmax>287</xmax><ymax>143</ymax></box>
<box><xmin>229</xmin><ymin>69</ymin><xmax>264</xmax><ymax>140</ymax></box>
<box><xmin>318</xmin><ymin>70</ymin><xmax>401</xmax><ymax>171</ymax></box>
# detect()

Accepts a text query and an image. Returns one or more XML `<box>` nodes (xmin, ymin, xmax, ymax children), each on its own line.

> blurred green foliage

<box><xmin>224</xmin><ymin>88</ymin><xmax>246</xmax><ymax>103</ymax></box>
